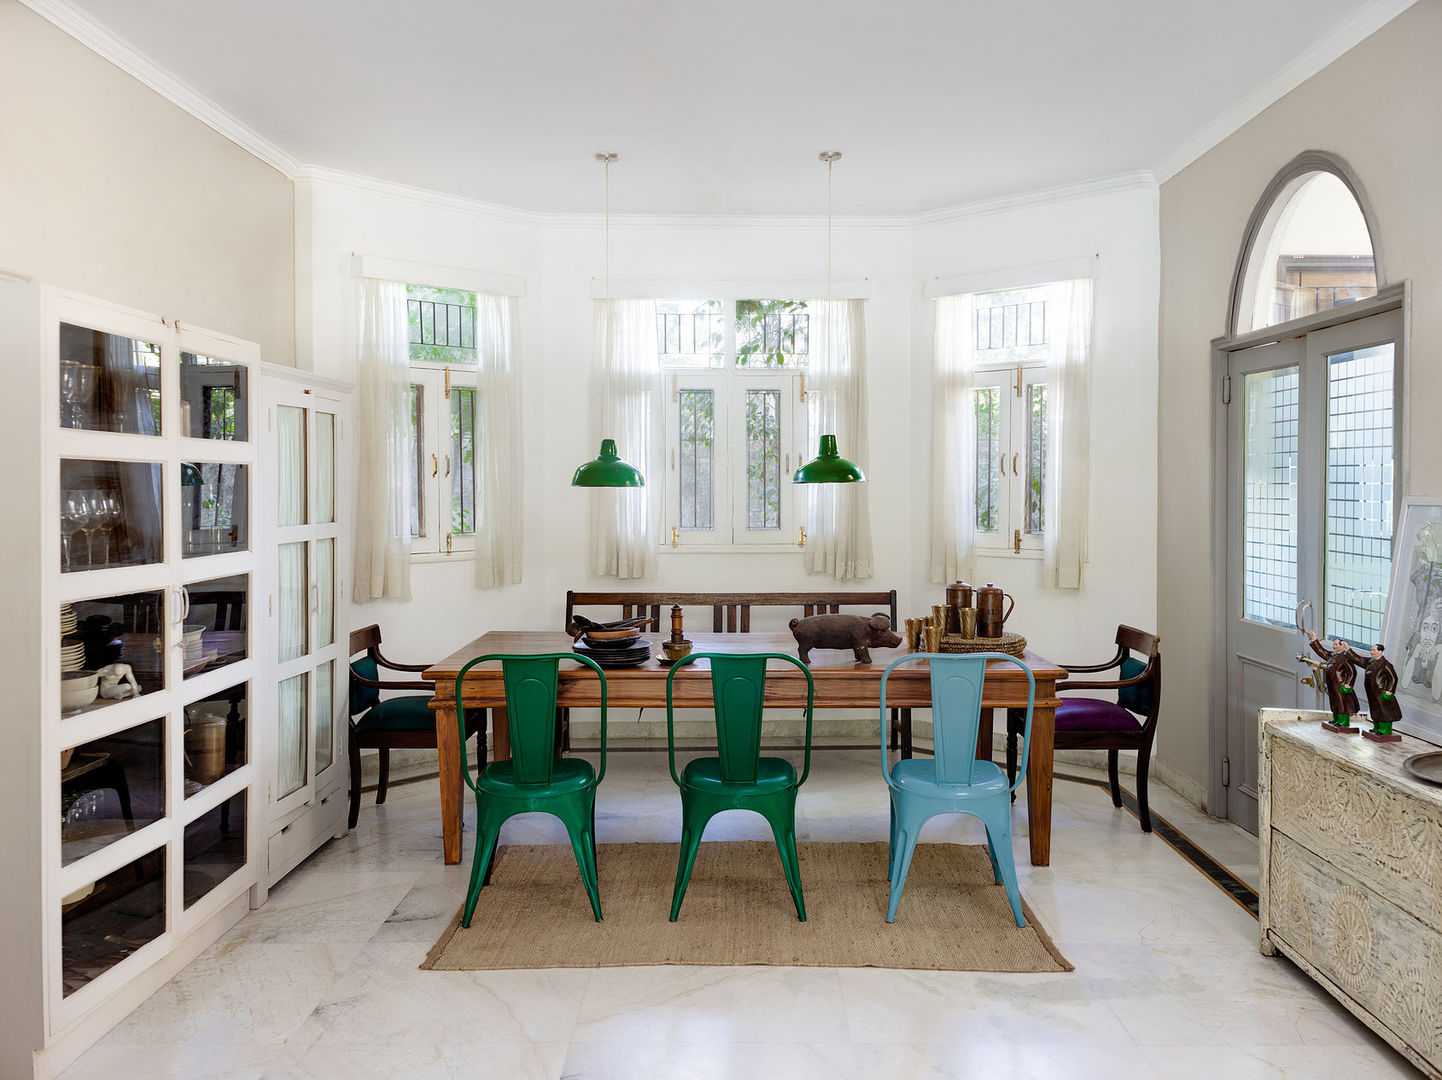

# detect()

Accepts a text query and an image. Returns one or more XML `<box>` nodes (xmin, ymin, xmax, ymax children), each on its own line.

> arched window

<box><xmin>1232</xmin><ymin>156</ymin><xmax>1379</xmax><ymax>335</ymax></box>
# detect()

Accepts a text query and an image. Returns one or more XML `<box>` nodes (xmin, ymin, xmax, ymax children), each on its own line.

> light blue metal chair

<box><xmin>879</xmin><ymin>652</ymin><xmax>1035</xmax><ymax>926</ymax></box>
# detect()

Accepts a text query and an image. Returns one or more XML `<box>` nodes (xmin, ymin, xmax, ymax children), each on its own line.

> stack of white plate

<box><xmin>184</xmin><ymin>624</ymin><xmax>206</xmax><ymax>663</ymax></box>
<box><xmin>59</xmin><ymin>604</ymin><xmax>77</xmax><ymax>636</ymax></box>
<box><xmin>60</xmin><ymin>641</ymin><xmax>86</xmax><ymax>672</ymax></box>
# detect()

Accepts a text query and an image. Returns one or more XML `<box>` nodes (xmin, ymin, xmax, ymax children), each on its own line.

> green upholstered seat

<box><xmin>353</xmin><ymin>694</ymin><xmax>435</xmax><ymax>732</ymax></box>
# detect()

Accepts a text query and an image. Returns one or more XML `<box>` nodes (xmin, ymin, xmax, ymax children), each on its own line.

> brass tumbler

<box><xmin>958</xmin><ymin>607</ymin><xmax>977</xmax><ymax>639</ymax></box>
<box><xmin>905</xmin><ymin>617</ymin><xmax>924</xmax><ymax>651</ymax></box>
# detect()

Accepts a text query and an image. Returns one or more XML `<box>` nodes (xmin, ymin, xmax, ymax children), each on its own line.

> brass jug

<box><xmin>976</xmin><ymin>583</ymin><xmax>1014</xmax><ymax>639</ymax></box>
<box><xmin>945</xmin><ymin>581</ymin><xmax>973</xmax><ymax>634</ymax></box>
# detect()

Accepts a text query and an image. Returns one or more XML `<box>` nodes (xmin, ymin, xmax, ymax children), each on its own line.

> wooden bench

<box><xmin>562</xmin><ymin>590</ymin><xmax>910</xmax><ymax>752</ymax></box>
<box><xmin>565</xmin><ymin>590</ymin><xmax>899</xmax><ymax>635</ymax></box>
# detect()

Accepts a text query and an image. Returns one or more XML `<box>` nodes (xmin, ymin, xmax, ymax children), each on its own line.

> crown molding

<box><xmin>293</xmin><ymin>166</ymin><xmax>543</xmax><ymax>228</ymax></box>
<box><xmin>909</xmin><ymin>171</ymin><xmax>1158</xmax><ymax>228</ymax></box>
<box><xmin>1154</xmin><ymin>0</ymin><xmax>1418</xmax><ymax>183</ymax></box>
<box><xmin>18</xmin><ymin>0</ymin><xmax>298</xmax><ymax>177</ymax></box>
<box><xmin>542</xmin><ymin>210</ymin><xmax>911</xmax><ymax>230</ymax></box>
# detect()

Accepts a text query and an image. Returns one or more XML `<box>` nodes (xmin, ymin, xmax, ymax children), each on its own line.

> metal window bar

<box><xmin>451</xmin><ymin>387</ymin><xmax>477</xmax><ymax>535</ymax></box>
<box><xmin>1323</xmin><ymin>346</ymin><xmax>1394</xmax><ymax>644</ymax></box>
<box><xmin>974</xmin><ymin>387</ymin><xmax>1000</xmax><ymax>532</ymax></box>
<box><xmin>1026</xmin><ymin>384</ymin><xmax>1047</xmax><ymax>533</ymax></box>
<box><xmin>975</xmin><ymin>302</ymin><xmax>1047</xmax><ymax>351</ymax></box>
<box><xmin>657</xmin><ymin>311</ymin><xmax>722</xmax><ymax>358</ymax></box>
<box><xmin>1272</xmin><ymin>284</ymin><xmax>1376</xmax><ymax>325</ymax></box>
<box><xmin>1242</xmin><ymin>368</ymin><xmax>1300</xmax><ymax>627</ymax></box>
<box><xmin>745</xmin><ymin>389</ymin><xmax>782</xmax><ymax>530</ymax></box>
<box><xmin>202</xmin><ymin>386</ymin><xmax>237</xmax><ymax>440</ymax></box>
<box><xmin>407</xmin><ymin>299</ymin><xmax>477</xmax><ymax>350</ymax></box>
<box><xmin>678</xmin><ymin>390</ymin><xmax>714</xmax><ymax>531</ymax></box>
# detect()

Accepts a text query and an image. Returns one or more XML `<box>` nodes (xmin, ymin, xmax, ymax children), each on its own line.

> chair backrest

<box><xmin>881</xmin><ymin>653</ymin><xmax>1035</xmax><ymax>790</ymax></box>
<box><xmin>1115</xmin><ymin>625</ymin><xmax>1161</xmax><ymax>719</ymax></box>
<box><xmin>665</xmin><ymin>652</ymin><xmax>814</xmax><ymax>786</ymax></box>
<box><xmin>348</xmin><ymin>624</ymin><xmax>382</xmax><ymax>718</ymax></box>
<box><xmin>566</xmin><ymin>590</ymin><xmax>898</xmax><ymax>634</ymax></box>
<box><xmin>453</xmin><ymin>653</ymin><xmax>608</xmax><ymax>789</ymax></box>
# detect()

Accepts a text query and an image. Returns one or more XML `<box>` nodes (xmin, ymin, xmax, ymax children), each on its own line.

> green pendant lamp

<box><xmin>572</xmin><ymin>151</ymin><xmax>645</xmax><ymax>489</ymax></box>
<box><xmin>793</xmin><ymin>433</ymin><xmax>865</xmax><ymax>484</ymax></box>
<box><xmin>793</xmin><ymin>152</ymin><xmax>865</xmax><ymax>486</ymax></box>
<box><xmin>572</xmin><ymin>438</ymin><xmax>645</xmax><ymax>487</ymax></box>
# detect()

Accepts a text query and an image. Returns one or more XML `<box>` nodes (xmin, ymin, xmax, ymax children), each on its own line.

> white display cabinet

<box><xmin>0</xmin><ymin>281</ymin><xmax>263</xmax><ymax>1078</ymax></box>
<box><xmin>256</xmin><ymin>365</ymin><xmax>351</xmax><ymax>895</ymax></box>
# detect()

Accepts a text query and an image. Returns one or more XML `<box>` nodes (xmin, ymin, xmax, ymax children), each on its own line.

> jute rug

<box><xmin>422</xmin><ymin>841</ymin><xmax>1071</xmax><ymax>973</ymax></box>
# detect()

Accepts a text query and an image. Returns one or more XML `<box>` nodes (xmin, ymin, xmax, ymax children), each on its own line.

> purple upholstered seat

<box><xmin>1054</xmin><ymin>697</ymin><xmax>1143</xmax><ymax>733</ymax></box>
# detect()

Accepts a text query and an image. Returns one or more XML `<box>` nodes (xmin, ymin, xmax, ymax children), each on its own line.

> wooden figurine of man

<box><xmin>1307</xmin><ymin>631</ymin><xmax>1360</xmax><ymax>732</ymax></box>
<box><xmin>1350</xmin><ymin>642</ymin><xmax>1403</xmax><ymax>742</ymax></box>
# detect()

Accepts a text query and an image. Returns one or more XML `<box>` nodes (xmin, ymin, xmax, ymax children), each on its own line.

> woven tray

<box><xmin>938</xmin><ymin>631</ymin><xmax>1028</xmax><ymax>657</ymax></box>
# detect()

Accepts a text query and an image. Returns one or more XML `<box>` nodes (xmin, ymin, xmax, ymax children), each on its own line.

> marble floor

<box><xmin>60</xmin><ymin>750</ymin><xmax>1419</xmax><ymax>1080</ymax></box>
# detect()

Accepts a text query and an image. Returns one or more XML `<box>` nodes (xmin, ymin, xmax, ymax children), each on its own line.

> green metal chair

<box><xmin>665</xmin><ymin>653</ymin><xmax>815</xmax><ymax>922</ymax></box>
<box><xmin>454</xmin><ymin>652</ymin><xmax>607</xmax><ymax>927</ymax></box>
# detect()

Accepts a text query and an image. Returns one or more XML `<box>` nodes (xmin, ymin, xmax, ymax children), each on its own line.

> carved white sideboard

<box><xmin>1259</xmin><ymin>709</ymin><xmax>1442</xmax><ymax>1078</ymax></box>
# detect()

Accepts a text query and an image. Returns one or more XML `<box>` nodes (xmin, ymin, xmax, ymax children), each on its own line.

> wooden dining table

<box><xmin>425</xmin><ymin>631</ymin><xmax>1067</xmax><ymax>868</ymax></box>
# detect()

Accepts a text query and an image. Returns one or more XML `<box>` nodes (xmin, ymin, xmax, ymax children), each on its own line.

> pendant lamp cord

<box><xmin>596</xmin><ymin>152</ymin><xmax>618</xmax><ymax>302</ymax></box>
<box><xmin>827</xmin><ymin>154</ymin><xmax>833</xmax><ymax>304</ymax></box>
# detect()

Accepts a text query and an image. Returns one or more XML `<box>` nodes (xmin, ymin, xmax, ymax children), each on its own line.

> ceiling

<box><xmin>60</xmin><ymin>0</ymin><xmax>1397</xmax><ymax>216</ymax></box>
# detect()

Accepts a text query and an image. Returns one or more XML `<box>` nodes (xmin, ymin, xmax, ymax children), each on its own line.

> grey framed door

<box><xmin>1223</xmin><ymin>309</ymin><xmax>1401</xmax><ymax>831</ymax></box>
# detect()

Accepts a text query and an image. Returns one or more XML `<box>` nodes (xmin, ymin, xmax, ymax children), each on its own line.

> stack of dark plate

<box><xmin>572</xmin><ymin>626</ymin><xmax>652</xmax><ymax>668</ymax></box>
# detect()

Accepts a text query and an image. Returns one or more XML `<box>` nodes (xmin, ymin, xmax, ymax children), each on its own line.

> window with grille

<box><xmin>406</xmin><ymin>284</ymin><xmax>480</xmax><ymax>557</ymax></box>
<box><xmin>661</xmin><ymin>298</ymin><xmax>808</xmax><ymax>550</ymax></box>
<box><xmin>965</xmin><ymin>283</ymin><xmax>1053</xmax><ymax>555</ymax></box>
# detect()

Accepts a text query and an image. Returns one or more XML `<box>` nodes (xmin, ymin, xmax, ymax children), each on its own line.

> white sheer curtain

<box><xmin>474</xmin><ymin>294</ymin><xmax>524</xmax><ymax>588</ymax></box>
<box><xmin>589</xmin><ymin>299</ymin><xmax>662</xmax><ymax>578</ymax></box>
<box><xmin>1043</xmin><ymin>278</ymin><xmax>1093</xmax><ymax>589</ymax></box>
<box><xmin>929</xmin><ymin>293</ymin><xmax>977</xmax><ymax>584</ymax></box>
<box><xmin>804</xmin><ymin>298</ymin><xmax>873</xmax><ymax>580</ymax></box>
<box><xmin>353</xmin><ymin>278</ymin><xmax>413</xmax><ymax>602</ymax></box>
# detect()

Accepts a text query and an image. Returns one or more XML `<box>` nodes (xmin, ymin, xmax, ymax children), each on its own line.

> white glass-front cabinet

<box><xmin>0</xmin><ymin>281</ymin><xmax>262</xmax><ymax>1078</ymax></box>
<box><xmin>258</xmin><ymin>367</ymin><xmax>351</xmax><ymax>894</ymax></box>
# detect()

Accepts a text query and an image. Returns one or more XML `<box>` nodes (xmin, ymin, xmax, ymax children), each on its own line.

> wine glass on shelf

<box><xmin>78</xmin><ymin>490</ymin><xmax>104</xmax><ymax>567</ymax></box>
<box><xmin>93</xmin><ymin>491</ymin><xmax>121</xmax><ymax>567</ymax></box>
<box><xmin>60</xmin><ymin>490</ymin><xmax>85</xmax><ymax>569</ymax></box>
<box><xmin>59</xmin><ymin>361</ymin><xmax>97</xmax><ymax>429</ymax></box>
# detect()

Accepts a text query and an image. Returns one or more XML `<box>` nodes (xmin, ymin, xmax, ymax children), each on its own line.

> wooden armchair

<box><xmin>348</xmin><ymin>625</ymin><xmax>486</xmax><ymax>829</ymax></box>
<box><xmin>1005</xmin><ymin>625</ymin><xmax>1162</xmax><ymax>831</ymax></box>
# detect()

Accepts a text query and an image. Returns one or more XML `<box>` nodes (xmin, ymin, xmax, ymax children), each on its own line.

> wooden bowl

<box><xmin>583</xmin><ymin>628</ymin><xmax>642</xmax><ymax>650</ymax></box>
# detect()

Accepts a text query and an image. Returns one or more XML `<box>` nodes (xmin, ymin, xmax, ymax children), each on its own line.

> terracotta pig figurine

<box><xmin>789</xmin><ymin>613</ymin><xmax>901</xmax><ymax>665</ymax></box>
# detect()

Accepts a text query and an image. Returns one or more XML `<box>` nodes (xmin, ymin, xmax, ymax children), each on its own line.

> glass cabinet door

<box><xmin>58</xmin><ymin>323</ymin><xmax>162</xmax><ymax>435</ymax></box>
<box><xmin>268</xmin><ymin>388</ymin><xmax>344</xmax><ymax>816</ymax></box>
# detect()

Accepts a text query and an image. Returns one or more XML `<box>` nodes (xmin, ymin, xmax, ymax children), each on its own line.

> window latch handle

<box><xmin>444</xmin><ymin>454</ymin><xmax>451</xmax><ymax>478</ymax></box>
<box><xmin>431</xmin><ymin>453</ymin><xmax>438</xmax><ymax>478</ymax></box>
<box><xmin>1013</xmin><ymin>452</ymin><xmax>1019</xmax><ymax>475</ymax></box>
<box><xmin>1013</xmin><ymin>528</ymin><xmax>1022</xmax><ymax>554</ymax></box>
<box><xmin>799</xmin><ymin>525</ymin><xmax>807</xmax><ymax>549</ymax></box>
<box><xmin>671</xmin><ymin>526</ymin><xmax>679</xmax><ymax>549</ymax></box>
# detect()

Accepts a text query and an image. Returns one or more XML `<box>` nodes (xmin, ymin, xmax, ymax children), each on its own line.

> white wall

<box><xmin>1158</xmin><ymin>0</ymin><xmax>1442</xmax><ymax>797</ymax></box>
<box><xmin>0</xmin><ymin>0</ymin><xmax>295</xmax><ymax>364</ymax></box>
<box><xmin>911</xmin><ymin>185</ymin><xmax>1162</xmax><ymax>668</ymax></box>
<box><xmin>302</xmin><ymin>174</ymin><xmax>1161</xmax><ymax>691</ymax></box>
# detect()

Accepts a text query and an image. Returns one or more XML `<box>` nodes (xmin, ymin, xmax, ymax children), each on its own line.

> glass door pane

<box><xmin>277</xmin><ymin>673</ymin><xmax>308</xmax><ymax>799</ymax></box>
<box><xmin>62</xmin><ymin>847</ymin><xmax>165</xmax><ymax>997</ymax></box>
<box><xmin>315</xmin><ymin>540</ymin><xmax>334</xmax><ymax>649</ymax></box>
<box><xmin>1324</xmin><ymin>344</ymin><xmax>1395</xmax><ymax>644</ymax></box>
<box><xmin>179</xmin><ymin>353</ymin><xmax>248</xmax><ymax>441</ymax></box>
<box><xmin>60</xmin><ymin>461</ymin><xmax>163</xmax><ymax>573</ymax></box>
<box><xmin>315</xmin><ymin>412</ymin><xmax>335</xmax><ymax>524</ymax></box>
<box><xmin>183</xmin><ymin>792</ymin><xmax>246</xmax><ymax>908</ymax></box>
<box><xmin>64</xmin><ymin>591</ymin><xmax>166</xmax><ymax>715</ymax></box>
<box><xmin>182</xmin><ymin>574</ymin><xmax>247</xmax><ymax>680</ymax></box>
<box><xmin>315</xmin><ymin>661</ymin><xmax>334</xmax><ymax>774</ymax></box>
<box><xmin>276</xmin><ymin>406</ymin><xmax>306</xmax><ymax>527</ymax></box>
<box><xmin>182</xmin><ymin>463</ymin><xmax>249</xmax><ymax>558</ymax></box>
<box><xmin>60</xmin><ymin>717</ymin><xmax>164</xmax><ymax>865</ymax></box>
<box><xmin>59</xmin><ymin>323</ymin><xmax>162</xmax><ymax>435</ymax></box>
<box><xmin>277</xmin><ymin>543</ymin><xmax>308</xmax><ymax>664</ymax></box>
<box><xmin>1242</xmin><ymin>367</ymin><xmax>1300</xmax><ymax>626</ymax></box>
<box><xmin>183</xmin><ymin>684</ymin><xmax>246</xmax><ymax>798</ymax></box>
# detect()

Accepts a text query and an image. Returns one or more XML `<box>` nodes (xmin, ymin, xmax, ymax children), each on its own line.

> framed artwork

<box><xmin>1380</xmin><ymin>496</ymin><xmax>1442</xmax><ymax>746</ymax></box>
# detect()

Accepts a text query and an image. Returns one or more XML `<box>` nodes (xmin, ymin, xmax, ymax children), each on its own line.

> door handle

<box><xmin>444</xmin><ymin>454</ymin><xmax>451</xmax><ymax>478</ymax></box>
<box><xmin>431</xmin><ymin>453</ymin><xmax>438</xmax><ymax>478</ymax></box>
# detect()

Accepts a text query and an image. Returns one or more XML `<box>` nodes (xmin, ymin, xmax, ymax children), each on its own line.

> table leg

<box><xmin>976</xmin><ymin>708</ymin><xmax>995</xmax><ymax>762</ymax></box>
<box><xmin>435</xmin><ymin>702</ymin><xmax>463</xmax><ymax>866</ymax></box>
<box><xmin>1026</xmin><ymin>702</ymin><xmax>1054</xmax><ymax>866</ymax></box>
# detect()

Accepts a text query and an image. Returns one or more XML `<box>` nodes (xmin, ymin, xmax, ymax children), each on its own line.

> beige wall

<box><xmin>0</xmin><ymin>1</ymin><xmax>294</xmax><ymax>364</ymax></box>
<box><xmin>1157</xmin><ymin>1</ymin><xmax>1441</xmax><ymax>796</ymax></box>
